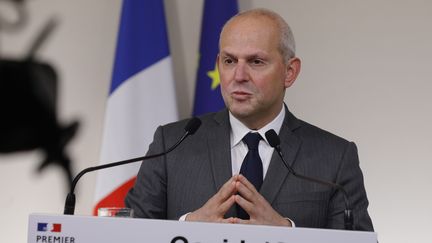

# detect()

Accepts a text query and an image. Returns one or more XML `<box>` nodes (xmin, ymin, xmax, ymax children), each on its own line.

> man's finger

<box><xmin>238</xmin><ymin>174</ymin><xmax>259</xmax><ymax>192</ymax></box>
<box><xmin>235</xmin><ymin>194</ymin><xmax>254</xmax><ymax>215</ymax></box>
<box><xmin>236</xmin><ymin>179</ymin><xmax>256</xmax><ymax>201</ymax></box>
<box><xmin>216</xmin><ymin>176</ymin><xmax>237</xmax><ymax>202</ymax></box>
<box><xmin>233</xmin><ymin>217</ymin><xmax>251</xmax><ymax>225</ymax></box>
<box><xmin>220</xmin><ymin>217</ymin><xmax>236</xmax><ymax>224</ymax></box>
<box><xmin>218</xmin><ymin>194</ymin><xmax>236</xmax><ymax>215</ymax></box>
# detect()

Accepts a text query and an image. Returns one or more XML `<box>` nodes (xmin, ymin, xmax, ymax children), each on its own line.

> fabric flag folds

<box><xmin>93</xmin><ymin>0</ymin><xmax>177</xmax><ymax>215</ymax></box>
<box><xmin>192</xmin><ymin>0</ymin><xmax>238</xmax><ymax>116</ymax></box>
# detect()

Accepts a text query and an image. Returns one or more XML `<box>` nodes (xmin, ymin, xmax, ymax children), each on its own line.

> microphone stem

<box><xmin>291</xmin><ymin>172</ymin><xmax>351</xmax><ymax>210</ymax></box>
<box><xmin>64</xmin><ymin>131</ymin><xmax>190</xmax><ymax>215</ymax></box>
<box><xmin>70</xmin><ymin>150</ymin><xmax>167</xmax><ymax>193</ymax></box>
<box><xmin>276</xmin><ymin>146</ymin><xmax>354</xmax><ymax>230</ymax></box>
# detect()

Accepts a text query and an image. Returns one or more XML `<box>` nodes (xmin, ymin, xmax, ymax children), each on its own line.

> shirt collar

<box><xmin>229</xmin><ymin>105</ymin><xmax>285</xmax><ymax>148</ymax></box>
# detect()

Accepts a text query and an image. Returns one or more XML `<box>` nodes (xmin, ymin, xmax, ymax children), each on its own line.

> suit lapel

<box><xmin>207</xmin><ymin>109</ymin><xmax>232</xmax><ymax>191</ymax></box>
<box><xmin>260</xmin><ymin>108</ymin><xmax>302</xmax><ymax>205</ymax></box>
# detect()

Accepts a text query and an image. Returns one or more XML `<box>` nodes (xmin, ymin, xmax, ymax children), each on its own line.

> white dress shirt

<box><xmin>229</xmin><ymin>106</ymin><xmax>285</xmax><ymax>178</ymax></box>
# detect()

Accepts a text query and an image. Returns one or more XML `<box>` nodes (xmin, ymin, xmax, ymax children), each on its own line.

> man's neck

<box><xmin>232</xmin><ymin>105</ymin><xmax>285</xmax><ymax>130</ymax></box>
<box><xmin>229</xmin><ymin>104</ymin><xmax>285</xmax><ymax>131</ymax></box>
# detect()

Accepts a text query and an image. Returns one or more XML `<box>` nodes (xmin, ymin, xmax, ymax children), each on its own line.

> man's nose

<box><xmin>234</xmin><ymin>62</ymin><xmax>249</xmax><ymax>82</ymax></box>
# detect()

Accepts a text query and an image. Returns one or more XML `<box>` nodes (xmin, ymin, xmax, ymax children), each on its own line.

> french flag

<box><xmin>93</xmin><ymin>0</ymin><xmax>178</xmax><ymax>214</ymax></box>
<box><xmin>37</xmin><ymin>223</ymin><xmax>61</xmax><ymax>232</ymax></box>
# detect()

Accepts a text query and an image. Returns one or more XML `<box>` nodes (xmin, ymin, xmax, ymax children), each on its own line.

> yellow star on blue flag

<box><xmin>207</xmin><ymin>65</ymin><xmax>220</xmax><ymax>90</ymax></box>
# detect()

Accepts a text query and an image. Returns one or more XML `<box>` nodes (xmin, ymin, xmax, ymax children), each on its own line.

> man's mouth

<box><xmin>232</xmin><ymin>91</ymin><xmax>251</xmax><ymax>100</ymax></box>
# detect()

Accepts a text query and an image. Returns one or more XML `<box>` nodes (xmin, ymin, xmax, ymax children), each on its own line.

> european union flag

<box><xmin>192</xmin><ymin>0</ymin><xmax>238</xmax><ymax>116</ymax></box>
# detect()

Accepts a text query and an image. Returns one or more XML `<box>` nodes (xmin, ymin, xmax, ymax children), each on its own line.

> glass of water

<box><xmin>97</xmin><ymin>207</ymin><xmax>134</xmax><ymax>218</ymax></box>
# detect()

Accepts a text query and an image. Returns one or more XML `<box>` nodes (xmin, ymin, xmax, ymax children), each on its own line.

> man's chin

<box><xmin>228</xmin><ymin>104</ymin><xmax>255</xmax><ymax>119</ymax></box>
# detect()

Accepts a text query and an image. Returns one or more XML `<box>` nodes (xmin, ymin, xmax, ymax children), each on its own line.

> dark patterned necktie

<box><xmin>237</xmin><ymin>132</ymin><xmax>263</xmax><ymax>219</ymax></box>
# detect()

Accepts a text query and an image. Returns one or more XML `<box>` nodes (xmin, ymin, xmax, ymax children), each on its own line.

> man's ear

<box><xmin>284</xmin><ymin>57</ymin><xmax>301</xmax><ymax>88</ymax></box>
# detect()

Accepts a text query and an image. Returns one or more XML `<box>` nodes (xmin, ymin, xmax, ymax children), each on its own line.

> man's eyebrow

<box><xmin>219</xmin><ymin>52</ymin><xmax>236</xmax><ymax>59</ymax></box>
<box><xmin>247</xmin><ymin>54</ymin><xmax>265</xmax><ymax>60</ymax></box>
<box><xmin>220</xmin><ymin>50</ymin><xmax>268</xmax><ymax>59</ymax></box>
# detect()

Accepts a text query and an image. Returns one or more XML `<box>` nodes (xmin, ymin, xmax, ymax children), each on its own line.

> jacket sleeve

<box><xmin>327</xmin><ymin>142</ymin><xmax>374</xmax><ymax>231</ymax></box>
<box><xmin>125</xmin><ymin>125</ymin><xmax>168</xmax><ymax>219</ymax></box>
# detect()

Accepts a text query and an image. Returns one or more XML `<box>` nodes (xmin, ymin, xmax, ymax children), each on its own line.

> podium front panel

<box><xmin>28</xmin><ymin>214</ymin><xmax>377</xmax><ymax>243</ymax></box>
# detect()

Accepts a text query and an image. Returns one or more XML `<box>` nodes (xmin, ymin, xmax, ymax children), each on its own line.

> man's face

<box><xmin>218</xmin><ymin>16</ymin><xmax>297</xmax><ymax>129</ymax></box>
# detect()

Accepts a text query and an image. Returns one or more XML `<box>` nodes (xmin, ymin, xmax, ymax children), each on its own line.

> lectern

<box><xmin>28</xmin><ymin>214</ymin><xmax>377</xmax><ymax>243</ymax></box>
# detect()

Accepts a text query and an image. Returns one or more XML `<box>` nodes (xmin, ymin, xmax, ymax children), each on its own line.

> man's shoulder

<box><xmin>289</xmin><ymin>118</ymin><xmax>358</xmax><ymax>166</ymax></box>
<box><xmin>293</xmin><ymin>118</ymin><xmax>353</xmax><ymax>147</ymax></box>
<box><xmin>160</xmin><ymin>109</ymin><xmax>228</xmax><ymax>133</ymax></box>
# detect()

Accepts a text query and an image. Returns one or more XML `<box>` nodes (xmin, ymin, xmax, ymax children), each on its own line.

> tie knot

<box><xmin>243</xmin><ymin>132</ymin><xmax>262</xmax><ymax>151</ymax></box>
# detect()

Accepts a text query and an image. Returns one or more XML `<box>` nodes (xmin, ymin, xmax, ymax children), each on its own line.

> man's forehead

<box><xmin>220</xmin><ymin>16</ymin><xmax>278</xmax><ymax>43</ymax></box>
<box><xmin>220</xmin><ymin>26</ymin><xmax>278</xmax><ymax>54</ymax></box>
<box><xmin>219</xmin><ymin>49</ymin><xmax>270</xmax><ymax>58</ymax></box>
<box><xmin>224</xmin><ymin>14</ymin><xmax>276</xmax><ymax>31</ymax></box>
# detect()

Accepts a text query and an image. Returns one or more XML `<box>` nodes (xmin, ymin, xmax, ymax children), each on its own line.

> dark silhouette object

<box><xmin>0</xmin><ymin>15</ymin><xmax>79</xmax><ymax>189</ymax></box>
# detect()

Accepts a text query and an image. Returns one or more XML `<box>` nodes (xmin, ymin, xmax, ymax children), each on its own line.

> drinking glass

<box><xmin>97</xmin><ymin>207</ymin><xmax>134</xmax><ymax>218</ymax></box>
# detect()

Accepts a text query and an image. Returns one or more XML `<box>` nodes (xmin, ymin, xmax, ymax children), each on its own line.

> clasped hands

<box><xmin>186</xmin><ymin>174</ymin><xmax>291</xmax><ymax>227</ymax></box>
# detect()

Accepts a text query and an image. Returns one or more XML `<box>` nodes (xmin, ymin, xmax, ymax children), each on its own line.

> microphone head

<box><xmin>265</xmin><ymin>129</ymin><xmax>280</xmax><ymax>148</ymax></box>
<box><xmin>184</xmin><ymin>117</ymin><xmax>202</xmax><ymax>135</ymax></box>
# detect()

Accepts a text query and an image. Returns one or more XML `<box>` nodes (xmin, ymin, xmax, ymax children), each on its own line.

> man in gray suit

<box><xmin>125</xmin><ymin>8</ymin><xmax>373</xmax><ymax>231</ymax></box>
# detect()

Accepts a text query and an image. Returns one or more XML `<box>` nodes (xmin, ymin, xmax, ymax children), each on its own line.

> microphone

<box><xmin>64</xmin><ymin>117</ymin><xmax>202</xmax><ymax>215</ymax></box>
<box><xmin>265</xmin><ymin>129</ymin><xmax>354</xmax><ymax>230</ymax></box>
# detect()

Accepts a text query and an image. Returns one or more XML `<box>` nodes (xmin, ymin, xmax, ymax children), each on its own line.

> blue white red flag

<box><xmin>93</xmin><ymin>0</ymin><xmax>177</xmax><ymax>214</ymax></box>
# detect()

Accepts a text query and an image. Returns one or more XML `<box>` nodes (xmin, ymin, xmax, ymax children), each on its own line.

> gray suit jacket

<box><xmin>125</xmin><ymin>108</ymin><xmax>374</xmax><ymax>231</ymax></box>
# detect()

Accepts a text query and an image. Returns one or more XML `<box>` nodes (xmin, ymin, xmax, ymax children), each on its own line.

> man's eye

<box><xmin>252</xmin><ymin>59</ymin><xmax>264</xmax><ymax>65</ymax></box>
<box><xmin>224</xmin><ymin>59</ymin><xmax>234</xmax><ymax>64</ymax></box>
